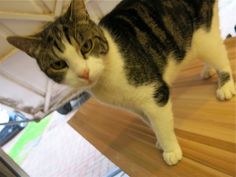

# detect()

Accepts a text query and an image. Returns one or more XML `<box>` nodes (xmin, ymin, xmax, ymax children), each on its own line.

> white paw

<box><xmin>200</xmin><ymin>65</ymin><xmax>215</xmax><ymax>80</ymax></box>
<box><xmin>216</xmin><ymin>81</ymin><xmax>236</xmax><ymax>100</ymax></box>
<box><xmin>163</xmin><ymin>147</ymin><xmax>183</xmax><ymax>165</ymax></box>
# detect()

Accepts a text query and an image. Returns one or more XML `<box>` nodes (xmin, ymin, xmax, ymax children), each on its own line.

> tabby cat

<box><xmin>7</xmin><ymin>0</ymin><xmax>235</xmax><ymax>165</ymax></box>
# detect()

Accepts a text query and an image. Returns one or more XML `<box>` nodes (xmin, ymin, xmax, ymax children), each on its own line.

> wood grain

<box><xmin>69</xmin><ymin>37</ymin><xmax>236</xmax><ymax>177</ymax></box>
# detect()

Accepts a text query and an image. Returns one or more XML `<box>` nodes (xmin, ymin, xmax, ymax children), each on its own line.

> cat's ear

<box><xmin>66</xmin><ymin>0</ymin><xmax>90</xmax><ymax>21</ymax></box>
<box><xmin>7</xmin><ymin>36</ymin><xmax>40</xmax><ymax>58</ymax></box>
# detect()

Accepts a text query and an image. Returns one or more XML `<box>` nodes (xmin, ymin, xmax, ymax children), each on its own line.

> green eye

<box><xmin>50</xmin><ymin>60</ymin><xmax>67</xmax><ymax>70</ymax></box>
<box><xmin>81</xmin><ymin>40</ymin><xmax>93</xmax><ymax>54</ymax></box>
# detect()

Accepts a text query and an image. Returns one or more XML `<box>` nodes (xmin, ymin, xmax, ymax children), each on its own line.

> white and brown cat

<box><xmin>7</xmin><ymin>0</ymin><xmax>235</xmax><ymax>165</ymax></box>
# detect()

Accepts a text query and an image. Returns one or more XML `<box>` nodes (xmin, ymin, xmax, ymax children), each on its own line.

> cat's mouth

<box><xmin>78</xmin><ymin>76</ymin><xmax>94</xmax><ymax>85</ymax></box>
<box><xmin>77</xmin><ymin>68</ymin><xmax>92</xmax><ymax>83</ymax></box>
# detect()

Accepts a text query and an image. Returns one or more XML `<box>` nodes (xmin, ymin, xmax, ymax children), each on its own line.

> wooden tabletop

<box><xmin>69</xmin><ymin>37</ymin><xmax>236</xmax><ymax>177</ymax></box>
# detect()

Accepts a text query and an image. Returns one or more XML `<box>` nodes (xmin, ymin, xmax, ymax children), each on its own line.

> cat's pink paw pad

<box><xmin>216</xmin><ymin>81</ymin><xmax>236</xmax><ymax>101</ymax></box>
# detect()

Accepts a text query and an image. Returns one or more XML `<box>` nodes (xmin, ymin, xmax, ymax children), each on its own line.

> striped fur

<box><xmin>100</xmin><ymin>0</ymin><xmax>215</xmax><ymax>83</ymax></box>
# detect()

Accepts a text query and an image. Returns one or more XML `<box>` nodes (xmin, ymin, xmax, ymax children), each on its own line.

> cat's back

<box><xmin>100</xmin><ymin>0</ymin><xmax>215</xmax><ymax>40</ymax></box>
<box><xmin>99</xmin><ymin>0</ymin><xmax>216</xmax><ymax>87</ymax></box>
<box><xmin>99</xmin><ymin>0</ymin><xmax>215</xmax><ymax>67</ymax></box>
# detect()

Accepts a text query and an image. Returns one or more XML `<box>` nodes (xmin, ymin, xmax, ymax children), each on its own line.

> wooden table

<box><xmin>69</xmin><ymin>37</ymin><xmax>236</xmax><ymax>177</ymax></box>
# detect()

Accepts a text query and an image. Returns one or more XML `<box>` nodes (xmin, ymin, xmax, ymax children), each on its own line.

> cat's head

<box><xmin>7</xmin><ymin>0</ymin><xmax>108</xmax><ymax>88</ymax></box>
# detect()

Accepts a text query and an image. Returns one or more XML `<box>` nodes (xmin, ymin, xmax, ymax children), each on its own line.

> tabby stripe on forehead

<box><xmin>49</xmin><ymin>41</ymin><xmax>65</xmax><ymax>62</ymax></box>
<box><xmin>63</xmin><ymin>26</ymin><xmax>72</xmax><ymax>44</ymax></box>
<box><xmin>54</xmin><ymin>39</ymin><xmax>63</xmax><ymax>52</ymax></box>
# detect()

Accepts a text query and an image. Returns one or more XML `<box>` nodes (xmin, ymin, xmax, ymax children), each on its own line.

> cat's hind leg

<box><xmin>194</xmin><ymin>26</ymin><xmax>235</xmax><ymax>100</ymax></box>
<box><xmin>200</xmin><ymin>64</ymin><xmax>215</xmax><ymax>80</ymax></box>
<box><xmin>193</xmin><ymin>1</ymin><xmax>235</xmax><ymax>100</ymax></box>
<box><xmin>198</xmin><ymin>37</ymin><xmax>235</xmax><ymax>100</ymax></box>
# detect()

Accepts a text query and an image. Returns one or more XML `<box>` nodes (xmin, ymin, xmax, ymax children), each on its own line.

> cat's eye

<box><xmin>50</xmin><ymin>60</ymin><xmax>68</xmax><ymax>70</ymax></box>
<box><xmin>81</xmin><ymin>40</ymin><xmax>93</xmax><ymax>54</ymax></box>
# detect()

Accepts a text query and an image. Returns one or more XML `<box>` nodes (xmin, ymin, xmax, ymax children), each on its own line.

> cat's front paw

<box><xmin>163</xmin><ymin>147</ymin><xmax>182</xmax><ymax>165</ymax></box>
<box><xmin>216</xmin><ymin>80</ymin><xmax>236</xmax><ymax>100</ymax></box>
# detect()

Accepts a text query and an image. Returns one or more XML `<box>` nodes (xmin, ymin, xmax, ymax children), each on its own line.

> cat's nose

<box><xmin>79</xmin><ymin>69</ymin><xmax>90</xmax><ymax>80</ymax></box>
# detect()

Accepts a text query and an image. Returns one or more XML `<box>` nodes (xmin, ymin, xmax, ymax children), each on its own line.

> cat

<box><xmin>7</xmin><ymin>0</ymin><xmax>235</xmax><ymax>165</ymax></box>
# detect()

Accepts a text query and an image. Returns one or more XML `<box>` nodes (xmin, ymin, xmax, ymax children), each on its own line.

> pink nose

<box><xmin>79</xmin><ymin>69</ymin><xmax>90</xmax><ymax>80</ymax></box>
